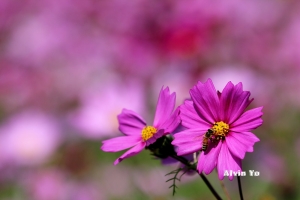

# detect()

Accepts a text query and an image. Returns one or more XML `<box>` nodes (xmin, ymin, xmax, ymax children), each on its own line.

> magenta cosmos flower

<box><xmin>172</xmin><ymin>79</ymin><xmax>263</xmax><ymax>180</ymax></box>
<box><xmin>101</xmin><ymin>87</ymin><xmax>180</xmax><ymax>165</ymax></box>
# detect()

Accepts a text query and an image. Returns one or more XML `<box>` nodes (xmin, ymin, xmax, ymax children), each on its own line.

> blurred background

<box><xmin>0</xmin><ymin>0</ymin><xmax>300</xmax><ymax>199</ymax></box>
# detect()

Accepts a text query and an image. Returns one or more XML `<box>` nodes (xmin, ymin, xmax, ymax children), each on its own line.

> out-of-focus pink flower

<box><xmin>254</xmin><ymin>146</ymin><xmax>286</xmax><ymax>183</ymax></box>
<box><xmin>24</xmin><ymin>169</ymin><xmax>67</xmax><ymax>200</ymax></box>
<box><xmin>101</xmin><ymin>87</ymin><xmax>180</xmax><ymax>165</ymax></box>
<box><xmin>23</xmin><ymin>168</ymin><xmax>104</xmax><ymax>200</ymax></box>
<box><xmin>152</xmin><ymin>69</ymin><xmax>194</xmax><ymax>107</ymax></box>
<box><xmin>223</xmin><ymin>0</ymin><xmax>284</xmax><ymax>29</ymax></box>
<box><xmin>3</xmin><ymin>0</ymin><xmax>108</xmax><ymax>68</ymax></box>
<box><xmin>0</xmin><ymin>65</ymin><xmax>65</xmax><ymax>112</ymax></box>
<box><xmin>277</xmin><ymin>15</ymin><xmax>300</xmax><ymax>67</ymax></box>
<box><xmin>161</xmin><ymin>23</ymin><xmax>208</xmax><ymax>58</ymax></box>
<box><xmin>108</xmin><ymin>37</ymin><xmax>159</xmax><ymax>77</ymax></box>
<box><xmin>69</xmin><ymin>78</ymin><xmax>146</xmax><ymax>139</ymax></box>
<box><xmin>0</xmin><ymin>110</ymin><xmax>61</xmax><ymax>166</ymax></box>
<box><xmin>172</xmin><ymin>79</ymin><xmax>263</xmax><ymax>180</ymax></box>
<box><xmin>6</xmin><ymin>15</ymin><xmax>66</xmax><ymax>65</ymax></box>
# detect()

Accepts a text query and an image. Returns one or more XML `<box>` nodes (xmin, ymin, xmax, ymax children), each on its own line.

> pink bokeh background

<box><xmin>1</xmin><ymin>0</ymin><xmax>300</xmax><ymax>199</ymax></box>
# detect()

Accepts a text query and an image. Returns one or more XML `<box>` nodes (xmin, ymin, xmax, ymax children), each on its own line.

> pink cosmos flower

<box><xmin>69</xmin><ymin>78</ymin><xmax>145</xmax><ymax>139</ymax></box>
<box><xmin>101</xmin><ymin>87</ymin><xmax>180</xmax><ymax>165</ymax></box>
<box><xmin>0</xmin><ymin>110</ymin><xmax>61</xmax><ymax>166</ymax></box>
<box><xmin>172</xmin><ymin>79</ymin><xmax>263</xmax><ymax>180</ymax></box>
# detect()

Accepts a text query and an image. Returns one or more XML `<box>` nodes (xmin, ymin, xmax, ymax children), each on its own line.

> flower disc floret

<box><xmin>212</xmin><ymin>121</ymin><xmax>229</xmax><ymax>140</ymax></box>
<box><xmin>142</xmin><ymin>126</ymin><xmax>157</xmax><ymax>141</ymax></box>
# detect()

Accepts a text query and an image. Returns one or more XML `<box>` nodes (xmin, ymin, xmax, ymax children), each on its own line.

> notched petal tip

<box><xmin>190</xmin><ymin>79</ymin><xmax>220</xmax><ymax>123</ymax></box>
<box><xmin>117</xmin><ymin>109</ymin><xmax>146</xmax><ymax>136</ymax></box>
<box><xmin>153</xmin><ymin>86</ymin><xmax>176</xmax><ymax>128</ymax></box>
<box><xmin>206</xmin><ymin>78</ymin><xmax>213</xmax><ymax>84</ymax></box>
<box><xmin>231</xmin><ymin>106</ymin><xmax>264</xmax><ymax>132</ymax></box>
<box><xmin>224</xmin><ymin>81</ymin><xmax>235</xmax><ymax>89</ymax></box>
<box><xmin>159</xmin><ymin>106</ymin><xmax>181</xmax><ymax>133</ymax></box>
<box><xmin>161</xmin><ymin>85</ymin><xmax>170</xmax><ymax>92</ymax></box>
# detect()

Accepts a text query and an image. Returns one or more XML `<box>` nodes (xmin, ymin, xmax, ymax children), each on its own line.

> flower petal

<box><xmin>118</xmin><ymin>109</ymin><xmax>146</xmax><ymax>136</ymax></box>
<box><xmin>172</xmin><ymin>128</ymin><xmax>207</xmax><ymax>155</ymax></box>
<box><xmin>172</xmin><ymin>128</ymin><xmax>206</xmax><ymax>145</ymax></box>
<box><xmin>227</xmin><ymin>131</ymin><xmax>260</xmax><ymax>156</ymax></box>
<box><xmin>175</xmin><ymin>141</ymin><xmax>202</xmax><ymax>156</ymax></box>
<box><xmin>101</xmin><ymin>135</ymin><xmax>142</xmax><ymax>152</ymax></box>
<box><xmin>153</xmin><ymin>87</ymin><xmax>176</xmax><ymax>128</ymax></box>
<box><xmin>113</xmin><ymin>142</ymin><xmax>146</xmax><ymax>165</ymax></box>
<box><xmin>180</xmin><ymin>100</ymin><xmax>211</xmax><ymax>129</ymax></box>
<box><xmin>230</xmin><ymin>107</ymin><xmax>263</xmax><ymax>132</ymax></box>
<box><xmin>217</xmin><ymin>142</ymin><xmax>242</xmax><ymax>180</ymax></box>
<box><xmin>197</xmin><ymin>141</ymin><xmax>222</xmax><ymax>175</ymax></box>
<box><xmin>190</xmin><ymin>79</ymin><xmax>220</xmax><ymax>124</ymax></box>
<box><xmin>159</xmin><ymin>106</ymin><xmax>181</xmax><ymax>133</ymax></box>
<box><xmin>219</xmin><ymin>82</ymin><xmax>253</xmax><ymax>124</ymax></box>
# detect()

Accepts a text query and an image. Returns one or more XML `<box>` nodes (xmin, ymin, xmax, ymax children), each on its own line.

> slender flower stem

<box><xmin>149</xmin><ymin>136</ymin><xmax>222</xmax><ymax>199</ymax></box>
<box><xmin>219</xmin><ymin>179</ymin><xmax>231</xmax><ymax>200</ymax></box>
<box><xmin>170</xmin><ymin>155</ymin><xmax>222</xmax><ymax>200</ymax></box>
<box><xmin>199</xmin><ymin>173</ymin><xmax>222</xmax><ymax>200</ymax></box>
<box><xmin>237</xmin><ymin>176</ymin><xmax>244</xmax><ymax>200</ymax></box>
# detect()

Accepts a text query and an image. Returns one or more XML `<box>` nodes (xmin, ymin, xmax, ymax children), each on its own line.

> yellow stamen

<box><xmin>141</xmin><ymin>126</ymin><xmax>157</xmax><ymax>141</ymax></box>
<box><xmin>212</xmin><ymin>121</ymin><xmax>229</xmax><ymax>138</ymax></box>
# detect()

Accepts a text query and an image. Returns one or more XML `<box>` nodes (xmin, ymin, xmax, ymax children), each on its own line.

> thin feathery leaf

<box><xmin>179</xmin><ymin>169</ymin><xmax>188</xmax><ymax>180</ymax></box>
<box><xmin>165</xmin><ymin>169</ymin><xmax>180</xmax><ymax>176</ymax></box>
<box><xmin>165</xmin><ymin>168</ymin><xmax>186</xmax><ymax>195</ymax></box>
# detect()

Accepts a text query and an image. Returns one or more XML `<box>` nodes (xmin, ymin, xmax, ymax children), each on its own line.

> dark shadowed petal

<box><xmin>230</xmin><ymin>107</ymin><xmax>263</xmax><ymax>132</ymax></box>
<box><xmin>227</xmin><ymin>131</ymin><xmax>260</xmax><ymax>156</ymax></box>
<box><xmin>158</xmin><ymin>106</ymin><xmax>180</xmax><ymax>133</ymax></box>
<box><xmin>145</xmin><ymin>129</ymin><xmax>165</xmax><ymax>146</ymax></box>
<box><xmin>197</xmin><ymin>141</ymin><xmax>222</xmax><ymax>175</ymax></box>
<box><xmin>153</xmin><ymin>87</ymin><xmax>176</xmax><ymax>128</ymax></box>
<box><xmin>220</xmin><ymin>82</ymin><xmax>253</xmax><ymax>124</ymax></box>
<box><xmin>153</xmin><ymin>129</ymin><xmax>165</xmax><ymax>140</ymax></box>
<box><xmin>180</xmin><ymin>100</ymin><xmax>211</xmax><ymax>129</ymax></box>
<box><xmin>161</xmin><ymin>156</ymin><xmax>178</xmax><ymax>165</ymax></box>
<box><xmin>101</xmin><ymin>135</ymin><xmax>142</xmax><ymax>152</ymax></box>
<box><xmin>190</xmin><ymin>79</ymin><xmax>220</xmax><ymax>124</ymax></box>
<box><xmin>217</xmin><ymin>142</ymin><xmax>242</xmax><ymax>180</ymax></box>
<box><xmin>118</xmin><ymin>109</ymin><xmax>146</xmax><ymax>136</ymax></box>
<box><xmin>113</xmin><ymin>142</ymin><xmax>146</xmax><ymax>165</ymax></box>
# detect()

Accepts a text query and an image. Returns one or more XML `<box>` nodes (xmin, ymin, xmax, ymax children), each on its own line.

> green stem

<box><xmin>149</xmin><ymin>136</ymin><xmax>222</xmax><ymax>200</ymax></box>
<box><xmin>170</xmin><ymin>155</ymin><xmax>222</xmax><ymax>200</ymax></box>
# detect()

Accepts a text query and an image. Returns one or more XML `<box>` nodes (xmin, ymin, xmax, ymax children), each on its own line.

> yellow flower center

<box><xmin>141</xmin><ymin>126</ymin><xmax>157</xmax><ymax>141</ymax></box>
<box><xmin>212</xmin><ymin>121</ymin><xmax>229</xmax><ymax>140</ymax></box>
